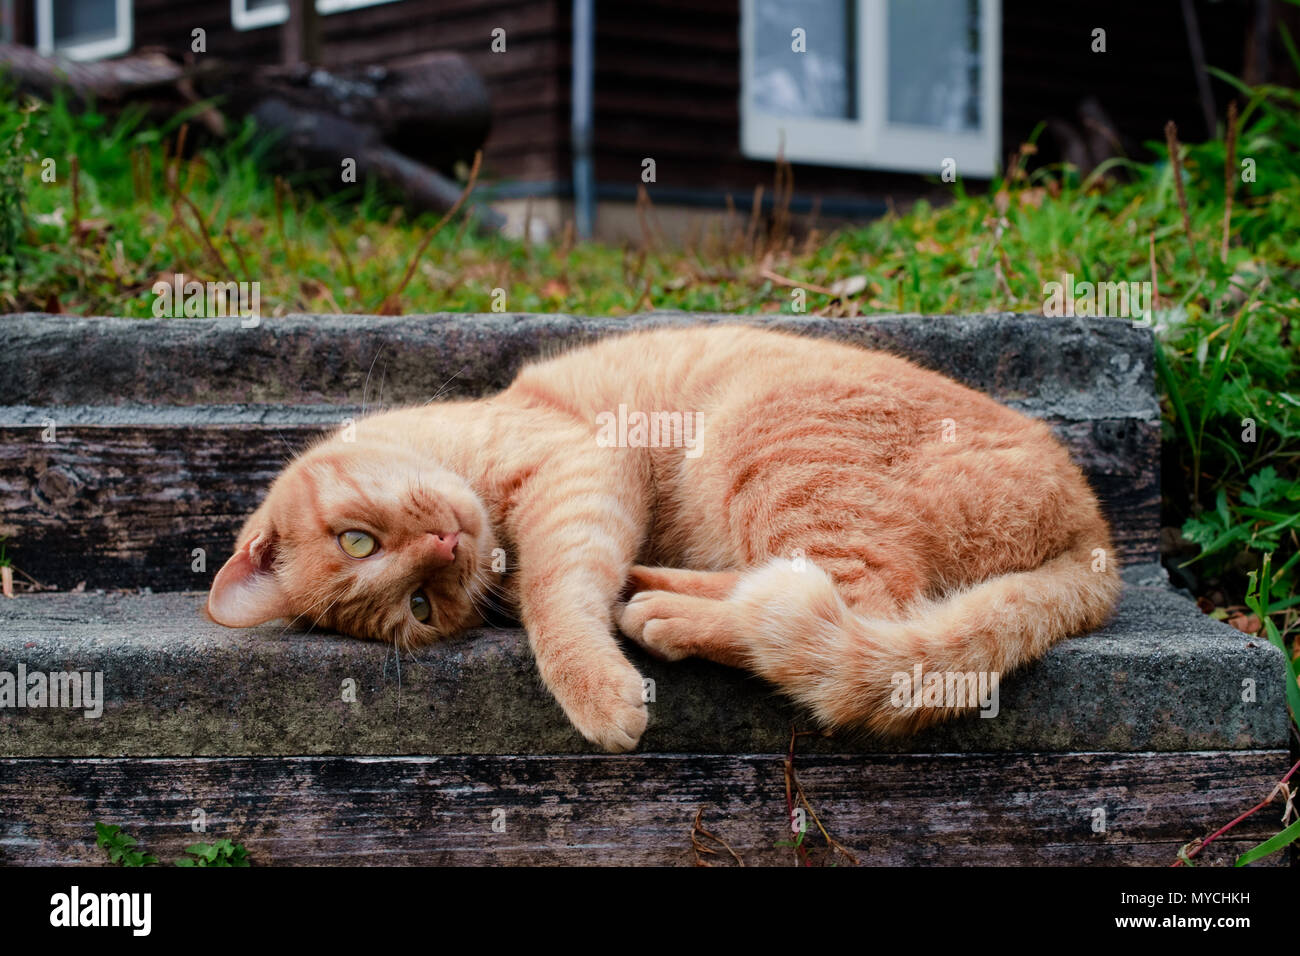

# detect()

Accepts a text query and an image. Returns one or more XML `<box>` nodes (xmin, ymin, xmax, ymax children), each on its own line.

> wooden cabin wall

<box><xmin>589</xmin><ymin>0</ymin><xmax>1255</xmax><ymax>207</ymax></box>
<box><xmin>127</xmin><ymin>0</ymin><xmax>569</xmax><ymax>182</ymax></box>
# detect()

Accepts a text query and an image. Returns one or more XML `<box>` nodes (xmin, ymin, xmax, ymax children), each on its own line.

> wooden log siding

<box><xmin>0</xmin><ymin>752</ymin><xmax>1287</xmax><ymax>866</ymax></box>
<box><xmin>126</xmin><ymin>0</ymin><xmax>570</xmax><ymax>183</ymax></box>
<box><xmin>589</xmin><ymin>0</ymin><xmax>1252</xmax><ymax>200</ymax></box>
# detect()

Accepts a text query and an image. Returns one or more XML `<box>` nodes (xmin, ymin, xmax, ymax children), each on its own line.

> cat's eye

<box><xmin>338</xmin><ymin>530</ymin><xmax>377</xmax><ymax>558</ymax></box>
<box><xmin>410</xmin><ymin>591</ymin><xmax>432</xmax><ymax>623</ymax></box>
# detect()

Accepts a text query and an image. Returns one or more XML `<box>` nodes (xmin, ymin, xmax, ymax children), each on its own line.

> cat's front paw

<box><xmin>563</xmin><ymin>662</ymin><xmax>649</xmax><ymax>753</ymax></box>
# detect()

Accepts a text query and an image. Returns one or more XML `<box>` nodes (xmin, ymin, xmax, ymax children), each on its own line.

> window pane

<box><xmin>751</xmin><ymin>0</ymin><xmax>856</xmax><ymax>120</ymax></box>
<box><xmin>887</xmin><ymin>0</ymin><xmax>982</xmax><ymax>131</ymax></box>
<box><xmin>247</xmin><ymin>0</ymin><xmax>283</xmax><ymax>9</ymax></box>
<box><xmin>52</xmin><ymin>0</ymin><xmax>118</xmax><ymax>46</ymax></box>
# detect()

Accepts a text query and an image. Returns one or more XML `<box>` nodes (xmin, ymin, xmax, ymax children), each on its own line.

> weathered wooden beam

<box><xmin>0</xmin><ymin>752</ymin><xmax>1286</xmax><ymax>866</ymax></box>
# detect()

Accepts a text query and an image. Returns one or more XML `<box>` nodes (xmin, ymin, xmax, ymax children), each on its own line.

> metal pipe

<box><xmin>571</xmin><ymin>0</ymin><xmax>595</xmax><ymax>239</ymax></box>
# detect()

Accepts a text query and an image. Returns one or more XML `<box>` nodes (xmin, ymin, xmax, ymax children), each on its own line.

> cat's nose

<box><xmin>427</xmin><ymin>531</ymin><xmax>459</xmax><ymax>564</ymax></box>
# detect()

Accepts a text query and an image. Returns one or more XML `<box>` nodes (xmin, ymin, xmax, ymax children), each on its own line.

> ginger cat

<box><xmin>207</xmin><ymin>325</ymin><xmax>1120</xmax><ymax>751</ymax></box>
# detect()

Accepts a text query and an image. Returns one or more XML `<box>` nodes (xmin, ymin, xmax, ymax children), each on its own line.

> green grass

<box><xmin>1</xmin><ymin>79</ymin><xmax>1297</xmax><ymax>642</ymax></box>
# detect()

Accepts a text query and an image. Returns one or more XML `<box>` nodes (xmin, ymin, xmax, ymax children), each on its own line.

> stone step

<box><xmin>0</xmin><ymin>566</ymin><xmax>1286</xmax><ymax>757</ymax></box>
<box><xmin>2</xmin><ymin>311</ymin><xmax>1159</xmax><ymax>590</ymax></box>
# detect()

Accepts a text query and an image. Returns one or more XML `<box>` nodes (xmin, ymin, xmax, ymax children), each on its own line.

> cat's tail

<box><xmin>730</xmin><ymin>534</ymin><xmax>1121</xmax><ymax>735</ymax></box>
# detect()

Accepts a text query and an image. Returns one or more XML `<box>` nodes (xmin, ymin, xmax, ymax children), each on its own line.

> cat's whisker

<box><xmin>298</xmin><ymin>592</ymin><xmax>345</xmax><ymax>640</ymax></box>
<box><xmin>274</xmin><ymin>585</ymin><xmax>341</xmax><ymax>638</ymax></box>
<box><xmin>272</xmin><ymin>429</ymin><xmax>301</xmax><ymax>462</ymax></box>
<box><xmin>464</xmin><ymin>572</ymin><xmax>514</xmax><ymax>623</ymax></box>
<box><xmin>469</xmin><ymin>577</ymin><xmax>512</xmax><ymax>607</ymax></box>
<box><xmin>425</xmin><ymin>366</ymin><xmax>468</xmax><ymax>405</ymax></box>
<box><xmin>361</xmin><ymin>344</ymin><xmax>386</xmax><ymax>417</ymax></box>
<box><xmin>466</xmin><ymin>564</ymin><xmax>510</xmax><ymax>600</ymax></box>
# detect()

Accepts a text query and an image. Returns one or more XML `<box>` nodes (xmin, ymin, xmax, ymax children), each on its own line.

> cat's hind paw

<box><xmin>618</xmin><ymin>590</ymin><xmax>696</xmax><ymax>662</ymax></box>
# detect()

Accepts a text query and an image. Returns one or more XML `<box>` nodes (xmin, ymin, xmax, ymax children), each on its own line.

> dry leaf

<box><xmin>1226</xmin><ymin>613</ymin><xmax>1262</xmax><ymax>634</ymax></box>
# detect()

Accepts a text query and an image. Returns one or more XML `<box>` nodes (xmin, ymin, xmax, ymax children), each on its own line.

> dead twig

<box><xmin>378</xmin><ymin>149</ymin><xmax>482</xmax><ymax>313</ymax></box>
<box><xmin>168</xmin><ymin>174</ymin><xmax>232</xmax><ymax>275</ymax></box>
<box><xmin>759</xmin><ymin>268</ymin><xmax>837</xmax><ymax>298</ymax></box>
<box><xmin>1222</xmin><ymin>100</ymin><xmax>1238</xmax><ymax>264</ymax></box>
<box><xmin>272</xmin><ymin>176</ymin><xmax>296</xmax><ymax>274</ymax></box>
<box><xmin>68</xmin><ymin>155</ymin><xmax>81</xmax><ymax>244</ymax></box>
<box><xmin>782</xmin><ymin>728</ymin><xmax>814</xmax><ymax>867</ymax></box>
<box><xmin>1149</xmin><ymin>231</ymin><xmax>1160</xmax><ymax>311</ymax></box>
<box><xmin>1164</xmin><ymin>121</ymin><xmax>1201</xmax><ymax>271</ymax></box>
<box><xmin>784</xmin><ymin>727</ymin><xmax>860</xmax><ymax>866</ymax></box>
<box><xmin>690</xmin><ymin>807</ymin><xmax>745</xmax><ymax>867</ymax></box>
<box><xmin>1173</xmin><ymin>755</ymin><xmax>1300</xmax><ymax>865</ymax></box>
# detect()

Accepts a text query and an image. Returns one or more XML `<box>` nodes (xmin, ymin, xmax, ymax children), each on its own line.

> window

<box><xmin>232</xmin><ymin>0</ymin><xmax>401</xmax><ymax>31</ymax></box>
<box><xmin>232</xmin><ymin>0</ymin><xmax>289</xmax><ymax>30</ymax></box>
<box><xmin>36</xmin><ymin>0</ymin><xmax>132</xmax><ymax>61</ymax></box>
<box><xmin>741</xmin><ymin>0</ymin><xmax>1001</xmax><ymax>177</ymax></box>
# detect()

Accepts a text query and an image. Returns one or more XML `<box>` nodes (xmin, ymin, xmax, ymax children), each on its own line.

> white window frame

<box><xmin>232</xmin><ymin>0</ymin><xmax>402</xmax><ymax>31</ymax></box>
<box><xmin>741</xmin><ymin>0</ymin><xmax>1001</xmax><ymax>177</ymax></box>
<box><xmin>36</xmin><ymin>0</ymin><xmax>133</xmax><ymax>61</ymax></box>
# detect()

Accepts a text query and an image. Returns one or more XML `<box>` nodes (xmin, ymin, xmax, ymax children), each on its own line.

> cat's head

<box><xmin>206</xmin><ymin>431</ymin><xmax>499</xmax><ymax>647</ymax></box>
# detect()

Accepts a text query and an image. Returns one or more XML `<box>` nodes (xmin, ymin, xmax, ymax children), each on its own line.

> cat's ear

<box><xmin>206</xmin><ymin>529</ymin><xmax>292</xmax><ymax>627</ymax></box>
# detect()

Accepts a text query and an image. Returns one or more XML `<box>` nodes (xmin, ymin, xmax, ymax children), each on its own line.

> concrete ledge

<box><xmin>2</xmin><ymin>312</ymin><xmax>1158</xmax><ymax>420</ymax></box>
<box><xmin>0</xmin><ymin>566</ymin><xmax>1287</xmax><ymax>756</ymax></box>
